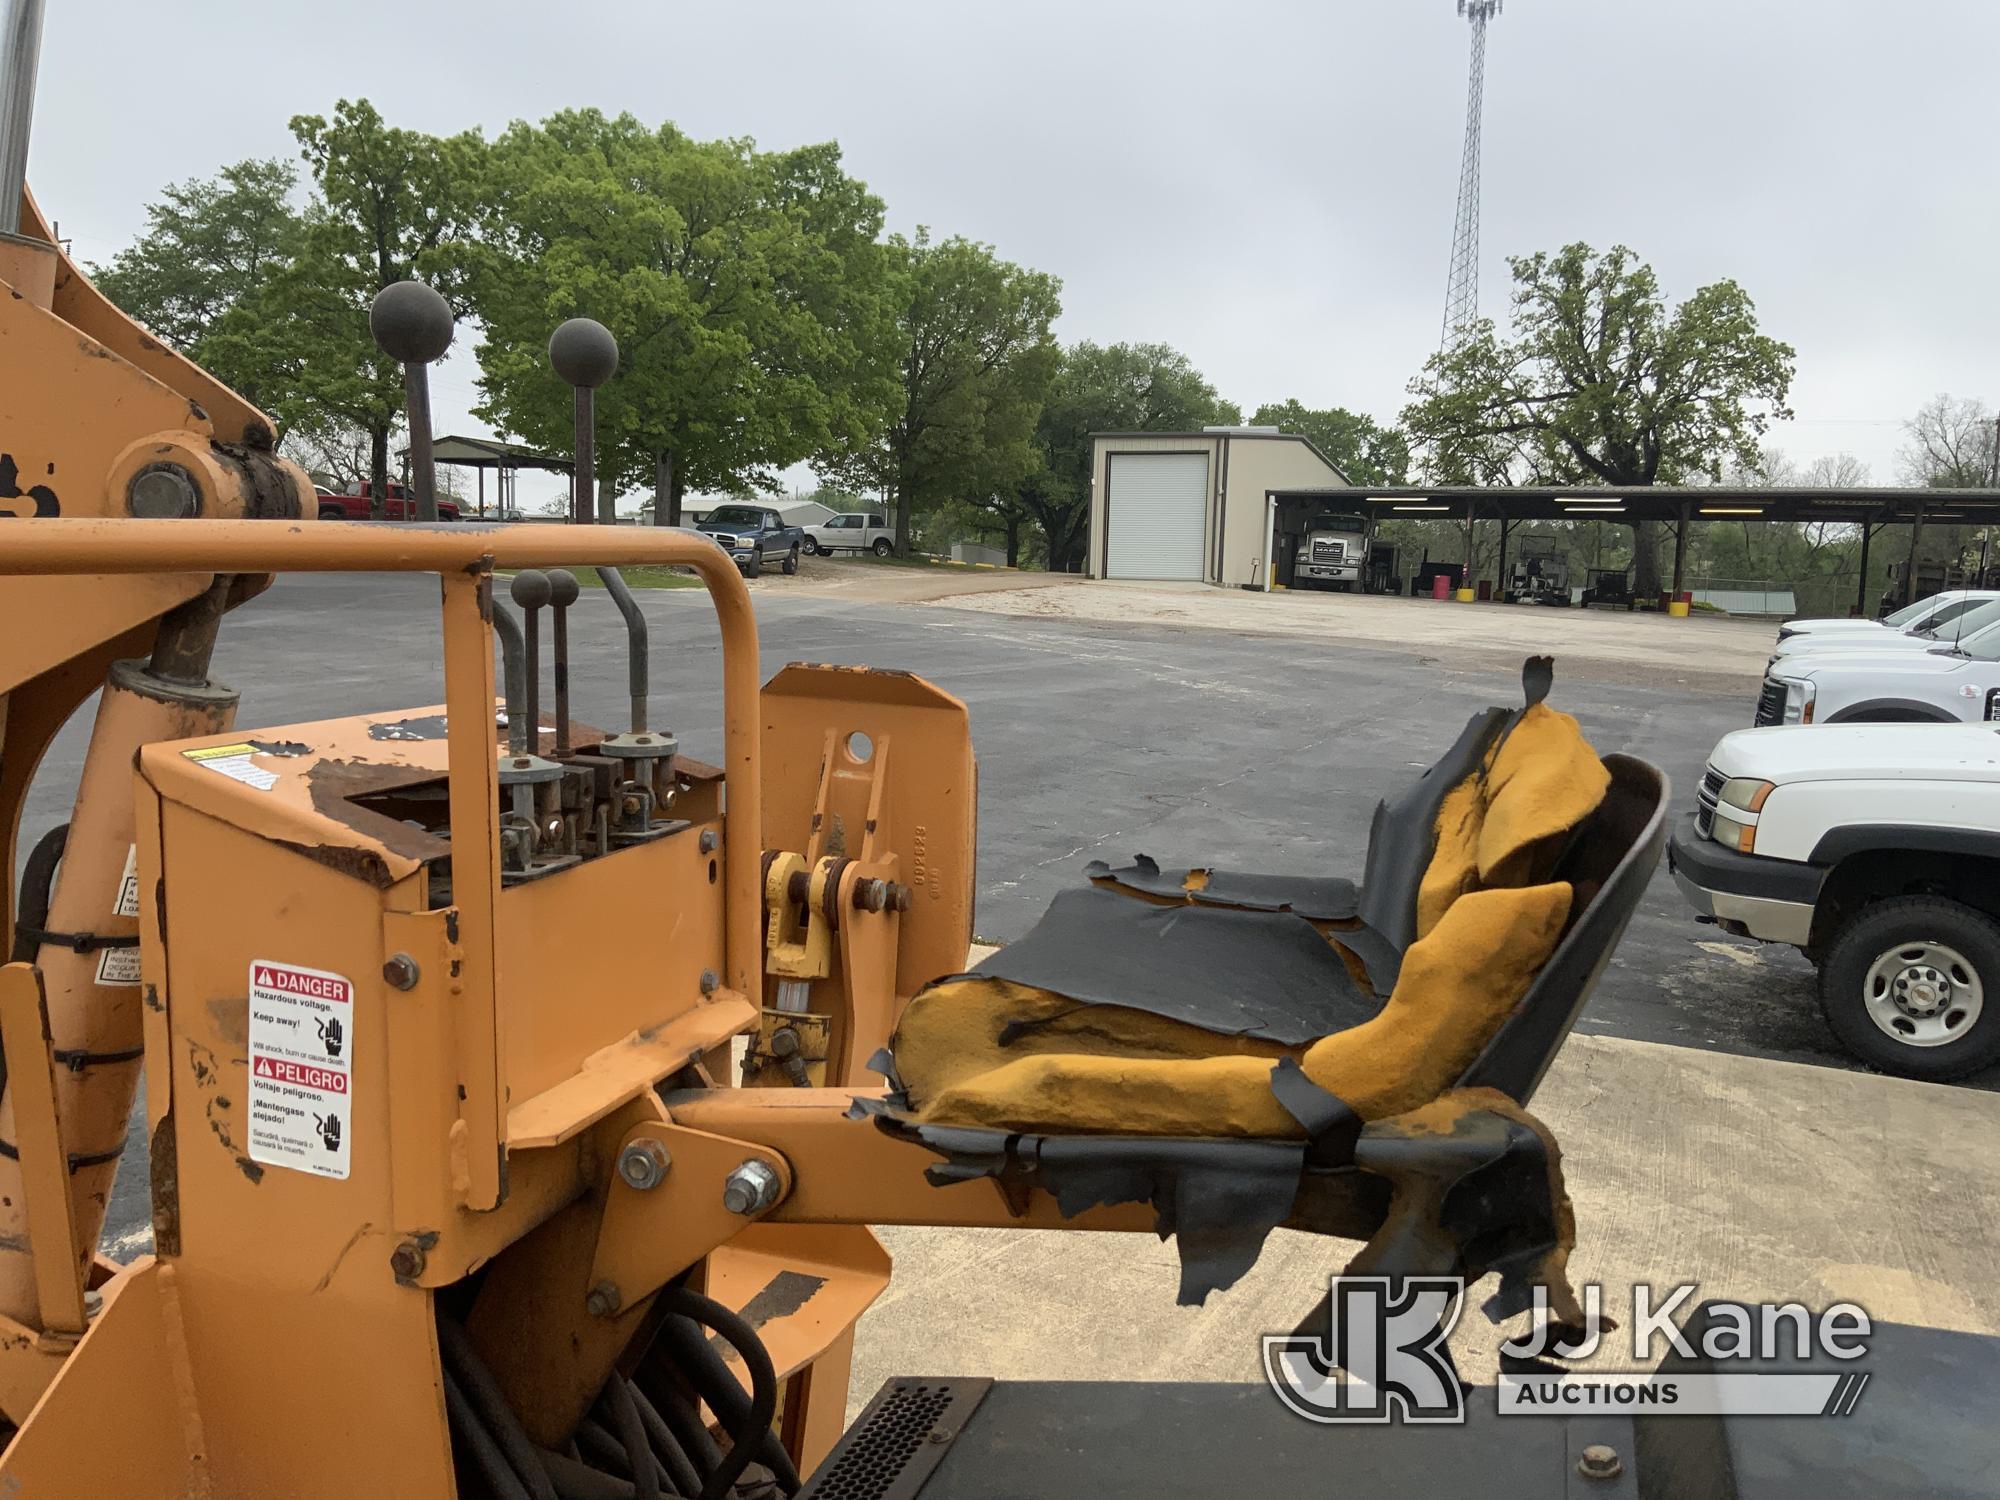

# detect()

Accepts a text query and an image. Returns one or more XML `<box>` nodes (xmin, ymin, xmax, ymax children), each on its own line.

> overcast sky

<box><xmin>33</xmin><ymin>0</ymin><xmax>1998</xmax><ymax>504</ymax></box>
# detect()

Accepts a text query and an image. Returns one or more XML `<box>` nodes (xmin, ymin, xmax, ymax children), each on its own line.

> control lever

<box><xmin>368</xmin><ymin>280</ymin><xmax>455</xmax><ymax>522</ymax></box>
<box><xmin>509</xmin><ymin>570</ymin><xmax>550</xmax><ymax>751</ymax></box>
<box><xmin>547</xmin><ymin>569</ymin><xmax>578</xmax><ymax>755</ymax></box>
<box><xmin>547</xmin><ymin>317</ymin><xmax>618</xmax><ymax>525</ymax></box>
<box><xmin>490</xmin><ymin>597</ymin><xmax>529</xmax><ymax>755</ymax></box>
<box><xmin>489</xmin><ymin>596</ymin><xmax>573</xmax><ymax>881</ymax></box>
<box><xmin>598</xmin><ymin>564</ymin><xmax>649</xmax><ymax>733</ymax></box>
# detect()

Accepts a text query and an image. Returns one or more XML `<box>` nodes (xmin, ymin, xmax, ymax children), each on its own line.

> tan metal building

<box><xmin>1086</xmin><ymin>428</ymin><xmax>1351</xmax><ymax>588</ymax></box>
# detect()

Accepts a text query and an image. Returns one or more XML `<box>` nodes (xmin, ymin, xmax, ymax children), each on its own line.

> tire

<box><xmin>810</xmin><ymin>540</ymin><xmax>828</xmax><ymax>557</ymax></box>
<box><xmin>1817</xmin><ymin>895</ymin><xmax>2000</xmax><ymax>1080</ymax></box>
<box><xmin>781</xmin><ymin>545</ymin><xmax>799</xmax><ymax>576</ymax></box>
<box><xmin>872</xmin><ymin>537</ymin><xmax>894</xmax><ymax>558</ymax></box>
<box><xmin>742</xmin><ymin>551</ymin><xmax>762</xmax><ymax>579</ymax></box>
<box><xmin>318</xmin><ymin>506</ymin><xmax>344</xmax><ymax>521</ymax></box>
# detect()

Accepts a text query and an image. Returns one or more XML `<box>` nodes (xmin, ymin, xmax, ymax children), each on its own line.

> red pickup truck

<box><xmin>315</xmin><ymin>480</ymin><xmax>461</xmax><ymax>522</ymax></box>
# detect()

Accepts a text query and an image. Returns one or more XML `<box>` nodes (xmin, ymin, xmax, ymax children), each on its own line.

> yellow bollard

<box><xmin>1668</xmin><ymin>600</ymin><xmax>1690</xmax><ymax>618</ymax></box>
<box><xmin>1454</xmin><ymin>587</ymin><xmax>1476</xmax><ymax>602</ymax></box>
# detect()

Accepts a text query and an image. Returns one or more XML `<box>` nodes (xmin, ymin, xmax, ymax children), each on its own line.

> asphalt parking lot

<box><xmin>25</xmin><ymin>573</ymin><xmax>1987</xmax><ymax>1253</ymax></box>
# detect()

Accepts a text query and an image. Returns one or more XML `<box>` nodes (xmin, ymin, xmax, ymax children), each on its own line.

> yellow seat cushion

<box><xmin>1415</xmin><ymin>703</ymin><xmax>1608</xmax><ymax>939</ymax></box>
<box><xmin>904</xmin><ymin>881</ymin><xmax>1572</xmax><ymax>1137</ymax></box>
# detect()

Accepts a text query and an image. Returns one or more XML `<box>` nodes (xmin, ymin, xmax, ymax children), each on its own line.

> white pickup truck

<box><xmin>1754</xmin><ymin>617</ymin><xmax>2000</xmax><ymax>727</ymax></box>
<box><xmin>805</xmin><ymin>511</ymin><xmax>894</xmax><ymax>557</ymax></box>
<box><xmin>1776</xmin><ymin>588</ymin><xmax>1998</xmax><ymax>645</ymax></box>
<box><xmin>1668</xmin><ymin>722</ymin><xmax>2000</xmax><ymax>1079</ymax></box>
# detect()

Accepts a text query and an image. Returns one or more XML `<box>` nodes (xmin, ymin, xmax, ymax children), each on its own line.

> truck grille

<box><xmin>1753</xmin><ymin>678</ymin><xmax>1787</xmax><ymax>727</ymax></box>
<box><xmin>1694</xmin><ymin>766</ymin><xmax>1725</xmax><ymax>838</ymax></box>
<box><xmin>1311</xmin><ymin>539</ymin><xmax>1345</xmax><ymax>562</ymax></box>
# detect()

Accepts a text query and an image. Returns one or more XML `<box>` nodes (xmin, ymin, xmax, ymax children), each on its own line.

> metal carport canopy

<box><xmin>1336</xmin><ymin>485</ymin><xmax>2000</xmax><ymax>525</ymax></box>
<box><xmin>1307</xmin><ymin>485</ymin><xmax>2000</xmax><ymax>610</ymax></box>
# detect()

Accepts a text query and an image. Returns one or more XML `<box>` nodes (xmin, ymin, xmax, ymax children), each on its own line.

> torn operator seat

<box><xmin>854</xmin><ymin>658</ymin><xmax>1668</xmax><ymax>1325</ymax></box>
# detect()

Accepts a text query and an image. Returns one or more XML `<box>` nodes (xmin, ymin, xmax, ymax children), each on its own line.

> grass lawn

<box><xmin>531</xmin><ymin>565</ymin><xmax>703</xmax><ymax>590</ymax></box>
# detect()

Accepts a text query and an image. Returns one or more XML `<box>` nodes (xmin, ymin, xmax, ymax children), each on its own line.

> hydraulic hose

<box><xmin>438</xmin><ymin>1319</ymin><xmax>559</xmax><ymax>1500</ymax></box>
<box><xmin>627</xmin><ymin>1381</ymin><xmax>705</xmax><ymax>1500</ymax></box>
<box><xmin>9</xmin><ymin>821</ymin><xmax>66</xmax><ymax>963</ymax></box>
<box><xmin>601</xmin><ymin>1373</ymin><xmax>663</xmax><ymax>1500</ymax></box>
<box><xmin>443</xmin><ymin>1368</ymin><xmax>536</xmax><ymax>1500</ymax></box>
<box><xmin>655</xmin><ymin>1285</ymin><xmax>782</xmax><ymax>1500</ymax></box>
<box><xmin>649</xmin><ymin>1304</ymin><xmax>798</xmax><ymax>1493</ymax></box>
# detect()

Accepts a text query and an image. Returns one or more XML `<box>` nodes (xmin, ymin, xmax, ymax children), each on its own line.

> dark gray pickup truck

<box><xmin>694</xmin><ymin>504</ymin><xmax>806</xmax><ymax>577</ymax></box>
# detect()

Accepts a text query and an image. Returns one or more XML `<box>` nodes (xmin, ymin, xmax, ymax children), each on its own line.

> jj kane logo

<box><xmin>1265</xmin><ymin>1278</ymin><xmax>1873</xmax><ymax>1425</ymax></box>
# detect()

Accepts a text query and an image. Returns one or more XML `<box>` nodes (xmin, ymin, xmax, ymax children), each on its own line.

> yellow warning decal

<box><xmin>182</xmin><ymin>742</ymin><xmax>258</xmax><ymax>762</ymax></box>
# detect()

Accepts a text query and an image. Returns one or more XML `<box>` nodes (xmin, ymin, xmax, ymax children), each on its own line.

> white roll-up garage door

<box><xmin>1104</xmin><ymin>452</ymin><xmax>1208</xmax><ymax>581</ymax></box>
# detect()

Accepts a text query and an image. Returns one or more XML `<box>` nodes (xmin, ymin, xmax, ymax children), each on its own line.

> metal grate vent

<box><xmin>799</xmin><ymin>1378</ymin><xmax>991</xmax><ymax>1500</ymax></box>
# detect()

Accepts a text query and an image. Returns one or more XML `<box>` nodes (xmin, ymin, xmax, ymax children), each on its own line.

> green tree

<box><xmin>1247</xmin><ymin>399</ymin><xmax>1408</xmax><ymax>486</ymax></box>
<box><xmin>466</xmin><ymin>110</ymin><xmax>898</xmax><ymax>523</ymax></box>
<box><xmin>202</xmin><ymin>100</ymin><xmax>483</xmax><ymax>515</ymax></box>
<box><xmin>1009</xmin><ymin>341</ymin><xmax>1237</xmax><ymax>571</ymax></box>
<box><xmin>829</xmin><ymin>231</ymin><xmax>1061</xmax><ymax>556</ymax></box>
<box><xmin>1402</xmin><ymin>243</ymin><xmax>1795</xmax><ymax>594</ymax></box>
<box><xmin>88</xmin><ymin>158</ymin><xmax>302</xmax><ymax>397</ymax></box>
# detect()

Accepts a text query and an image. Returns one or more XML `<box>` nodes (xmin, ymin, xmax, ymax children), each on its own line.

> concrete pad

<box><xmin>931</xmin><ymin>581</ymin><xmax>1777</xmax><ymax>689</ymax></box>
<box><xmin>843</xmin><ymin>1030</ymin><xmax>2000</xmax><ymax>1415</ymax></box>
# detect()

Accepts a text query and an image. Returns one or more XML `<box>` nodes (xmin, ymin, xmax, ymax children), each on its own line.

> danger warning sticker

<box><xmin>248</xmin><ymin>959</ymin><xmax>353</xmax><ymax>1179</ymax></box>
<box><xmin>183</xmin><ymin>742</ymin><xmax>278</xmax><ymax>791</ymax></box>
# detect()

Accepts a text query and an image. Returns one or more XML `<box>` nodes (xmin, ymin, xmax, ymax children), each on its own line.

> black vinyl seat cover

<box><xmin>991</xmin><ymin>701</ymin><xmax>1514</xmax><ymax>1015</ymax></box>
<box><xmin>1084</xmin><ymin>856</ymin><xmax>1362</xmax><ymax>923</ymax></box>
<box><xmin>857</xmin><ymin>750</ymin><xmax>1669</xmax><ymax>1308</ymax></box>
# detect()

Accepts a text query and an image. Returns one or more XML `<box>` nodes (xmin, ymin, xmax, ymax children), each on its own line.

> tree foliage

<box><xmin>88</xmin><ymin>158</ymin><xmax>302</xmax><ymax>373</ymax></box>
<box><xmin>1403</xmin><ymin>243</ymin><xmax>1795</xmax><ymax>592</ymax></box>
<box><xmin>1247</xmin><ymin>399</ymin><xmax>1407</xmax><ymax>487</ymax></box>
<box><xmin>1005</xmin><ymin>342</ymin><xmax>1238</xmax><ymax>570</ymax></box>
<box><xmin>828</xmin><ymin>231</ymin><xmax>1061</xmax><ymax>555</ymax></box>
<box><xmin>466</xmin><ymin>110</ymin><xmax>899</xmax><ymax>521</ymax></box>
<box><xmin>196</xmin><ymin>100</ymin><xmax>484</xmax><ymax>514</ymax></box>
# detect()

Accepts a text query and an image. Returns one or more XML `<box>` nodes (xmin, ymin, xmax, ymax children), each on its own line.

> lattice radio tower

<box><xmin>1442</xmin><ymin>1</ymin><xmax>1503</xmax><ymax>348</ymax></box>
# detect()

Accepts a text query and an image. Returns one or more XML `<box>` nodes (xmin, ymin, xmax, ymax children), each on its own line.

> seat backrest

<box><xmin>1454</xmin><ymin>753</ymin><xmax>1668</xmax><ymax>1105</ymax></box>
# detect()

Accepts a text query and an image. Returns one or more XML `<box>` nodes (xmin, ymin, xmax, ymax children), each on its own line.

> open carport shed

<box><xmin>1343</xmin><ymin>486</ymin><xmax>2000</xmax><ymax>611</ymax></box>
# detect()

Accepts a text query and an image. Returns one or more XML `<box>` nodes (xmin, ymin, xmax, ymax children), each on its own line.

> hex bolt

<box><xmin>721</xmin><ymin>1159</ymin><xmax>782</xmax><ymax>1216</ymax></box>
<box><xmin>852</xmin><ymin>878</ymin><xmax>888</xmax><ymax>913</ymax></box>
<box><xmin>390</xmin><ymin>1241</ymin><xmax>427</xmax><ymax>1281</ymax></box>
<box><xmin>82</xmin><ymin>1288</ymin><xmax>104</xmax><ymax>1319</ymax></box>
<box><xmin>891</xmin><ymin>884</ymin><xmax>914</xmax><ymax>913</ymax></box>
<box><xmin>699</xmin><ymin>828</ymin><xmax>719</xmax><ymax>854</ymax></box>
<box><xmin>382</xmin><ymin>953</ymin><xmax>421</xmax><ymax>990</ymax></box>
<box><xmin>617</xmin><ymin>1138</ymin><xmax>673</xmax><ymax>1191</ymax></box>
<box><xmin>1576</xmin><ymin>1445</ymin><xmax>1623</xmax><ymax>1482</ymax></box>
<box><xmin>699</xmin><ymin>969</ymin><xmax>720</xmax><ymax>996</ymax></box>
<box><xmin>585</xmin><ymin>1280</ymin><xmax>622</xmax><ymax>1319</ymax></box>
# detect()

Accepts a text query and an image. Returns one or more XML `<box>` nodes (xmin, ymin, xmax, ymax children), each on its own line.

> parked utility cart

<box><xmin>1669</xmin><ymin>722</ymin><xmax>2000</xmax><ymax>1079</ymax></box>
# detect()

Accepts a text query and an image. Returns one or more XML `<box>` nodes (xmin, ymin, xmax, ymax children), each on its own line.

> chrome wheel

<box><xmin>1862</xmin><ymin>940</ymin><xmax>1984</xmax><ymax>1048</ymax></box>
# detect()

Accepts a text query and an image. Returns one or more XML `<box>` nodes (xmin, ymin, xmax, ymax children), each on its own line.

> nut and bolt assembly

<box><xmin>721</xmin><ymin>1159</ymin><xmax>782</xmax><ymax>1216</ymax></box>
<box><xmin>617</xmin><ymin>1138</ymin><xmax>673</xmax><ymax>1191</ymax></box>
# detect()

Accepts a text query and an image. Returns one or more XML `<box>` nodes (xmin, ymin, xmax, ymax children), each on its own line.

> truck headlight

<box><xmin>1780</xmin><ymin>678</ymin><xmax>1815</xmax><ymax>724</ymax></box>
<box><xmin>1718</xmin><ymin>778</ymin><xmax>1774</xmax><ymax>813</ymax></box>
<box><xmin>1710</xmin><ymin>808</ymin><xmax>1757</xmax><ymax>853</ymax></box>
